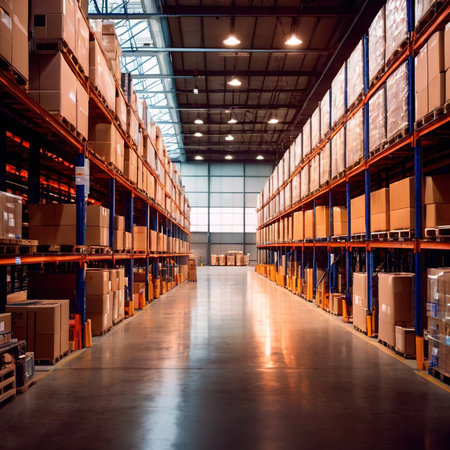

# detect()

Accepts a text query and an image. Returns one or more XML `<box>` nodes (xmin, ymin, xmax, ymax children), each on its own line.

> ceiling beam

<box><xmin>184</xmin><ymin>144</ymin><xmax>283</xmax><ymax>149</ymax></box>
<box><xmin>134</xmin><ymin>88</ymin><xmax>306</xmax><ymax>95</ymax></box>
<box><xmin>121</xmin><ymin>48</ymin><xmax>330</xmax><ymax>55</ymax></box>
<box><xmin>132</xmin><ymin>70</ymin><xmax>319</xmax><ymax>79</ymax></box>
<box><xmin>89</xmin><ymin>6</ymin><xmax>351</xmax><ymax>19</ymax></box>
<box><xmin>154</xmin><ymin>121</ymin><xmax>292</xmax><ymax>125</ymax></box>
<box><xmin>144</xmin><ymin>104</ymin><xmax>301</xmax><ymax>110</ymax></box>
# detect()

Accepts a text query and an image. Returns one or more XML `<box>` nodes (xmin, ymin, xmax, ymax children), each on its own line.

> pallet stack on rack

<box><xmin>256</xmin><ymin>0</ymin><xmax>450</xmax><ymax>381</ymax></box>
<box><xmin>0</xmin><ymin>0</ymin><xmax>191</xmax><ymax>393</ymax></box>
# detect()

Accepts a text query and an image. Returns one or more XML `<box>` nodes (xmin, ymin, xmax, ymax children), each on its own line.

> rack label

<box><xmin>75</xmin><ymin>160</ymin><xmax>90</xmax><ymax>196</ymax></box>
<box><xmin>15</xmin><ymin>256</ymin><xmax>21</xmax><ymax>265</ymax></box>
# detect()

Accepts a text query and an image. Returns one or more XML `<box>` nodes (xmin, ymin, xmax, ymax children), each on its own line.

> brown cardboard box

<box><xmin>351</xmin><ymin>195</ymin><xmax>365</xmax><ymax>234</ymax></box>
<box><xmin>395</xmin><ymin>326</ymin><xmax>416</xmax><ymax>356</ymax></box>
<box><xmin>0</xmin><ymin>1</ymin><xmax>12</xmax><ymax>64</ymax></box>
<box><xmin>113</xmin><ymin>230</ymin><xmax>124</xmax><ymax>251</ymax></box>
<box><xmin>75</xmin><ymin>4</ymin><xmax>89</xmax><ymax>74</ymax></box>
<box><xmin>415</xmin><ymin>44</ymin><xmax>428</xmax><ymax>120</ymax></box>
<box><xmin>149</xmin><ymin>230</ymin><xmax>157</xmax><ymax>252</ymax></box>
<box><xmin>0</xmin><ymin>312</ymin><xmax>11</xmax><ymax>334</ymax></box>
<box><xmin>304</xmin><ymin>209</ymin><xmax>314</xmax><ymax>239</ymax></box>
<box><xmin>390</xmin><ymin>207</ymin><xmax>415</xmax><ymax>230</ymax></box>
<box><xmin>12</xmin><ymin>0</ymin><xmax>28</xmax><ymax>81</ymax></box>
<box><xmin>447</xmin><ymin>69</ymin><xmax>450</xmax><ymax>103</ymax></box>
<box><xmin>428</xmin><ymin>31</ymin><xmax>445</xmax><ymax>79</ymax></box>
<box><xmin>292</xmin><ymin>211</ymin><xmax>304</xmax><ymax>241</ymax></box>
<box><xmin>89</xmin><ymin>312</ymin><xmax>111</xmax><ymax>335</ymax></box>
<box><xmin>124</xmin><ymin>231</ymin><xmax>132</xmax><ymax>250</ymax></box>
<box><xmin>133</xmin><ymin>226</ymin><xmax>147</xmax><ymax>252</ymax></box>
<box><xmin>371</xmin><ymin>187</ymin><xmax>390</xmax><ymax>231</ymax></box>
<box><xmin>53</xmin><ymin>203</ymin><xmax>76</xmax><ymax>226</ymax></box>
<box><xmin>429</xmin><ymin>72</ymin><xmax>445</xmax><ymax>111</ymax></box>
<box><xmin>425</xmin><ymin>203</ymin><xmax>450</xmax><ymax>228</ymax></box>
<box><xmin>333</xmin><ymin>206</ymin><xmax>347</xmax><ymax>236</ymax></box>
<box><xmin>86</xmin><ymin>226</ymin><xmax>109</xmax><ymax>246</ymax></box>
<box><xmin>87</xmin><ymin>205</ymin><xmax>110</xmax><ymax>228</ymax></box>
<box><xmin>389</xmin><ymin>177</ymin><xmax>414</xmax><ymax>210</ymax></box>
<box><xmin>424</xmin><ymin>174</ymin><xmax>450</xmax><ymax>204</ymax></box>
<box><xmin>1</xmin><ymin>192</ymin><xmax>22</xmax><ymax>239</ymax></box>
<box><xmin>86</xmin><ymin>294</ymin><xmax>110</xmax><ymax>314</ymax></box>
<box><xmin>378</xmin><ymin>273</ymin><xmax>414</xmax><ymax>346</ymax></box>
<box><xmin>86</xmin><ymin>270</ymin><xmax>110</xmax><ymax>295</ymax></box>
<box><xmin>227</xmin><ymin>254</ymin><xmax>236</xmax><ymax>266</ymax></box>
<box><xmin>316</xmin><ymin>206</ymin><xmax>330</xmax><ymax>238</ymax></box>
<box><xmin>114</xmin><ymin>215</ymin><xmax>125</xmax><ymax>231</ymax></box>
<box><xmin>89</xmin><ymin>39</ymin><xmax>115</xmax><ymax>110</ymax></box>
<box><xmin>38</xmin><ymin>299</ymin><xmax>70</xmax><ymax>357</ymax></box>
<box><xmin>445</xmin><ymin>22</ymin><xmax>450</xmax><ymax>71</ymax></box>
<box><xmin>76</xmin><ymin>82</ymin><xmax>89</xmax><ymax>139</ymax></box>
<box><xmin>353</xmin><ymin>272</ymin><xmax>368</xmax><ymax>332</ymax></box>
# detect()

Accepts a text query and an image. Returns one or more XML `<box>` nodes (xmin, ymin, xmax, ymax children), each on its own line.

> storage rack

<box><xmin>0</xmin><ymin>41</ymin><xmax>190</xmax><ymax>330</ymax></box>
<box><xmin>256</xmin><ymin>2</ymin><xmax>450</xmax><ymax>369</ymax></box>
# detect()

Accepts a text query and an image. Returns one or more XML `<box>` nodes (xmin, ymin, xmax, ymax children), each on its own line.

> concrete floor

<box><xmin>0</xmin><ymin>266</ymin><xmax>449</xmax><ymax>449</ymax></box>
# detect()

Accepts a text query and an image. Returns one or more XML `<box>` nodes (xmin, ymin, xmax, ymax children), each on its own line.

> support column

<box><xmin>125</xmin><ymin>192</ymin><xmax>134</xmax><ymax>306</ymax></box>
<box><xmin>108</xmin><ymin>178</ymin><xmax>115</xmax><ymax>250</ymax></box>
<box><xmin>345</xmin><ymin>181</ymin><xmax>352</xmax><ymax>306</ymax></box>
<box><xmin>312</xmin><ymin>199</ymin><xmax>317</xmax><ymax>298</ymax></box>
<box><xmin>145</xmin><ymin>203</ymin><xmax>150</xmax><ymax>303</ymax></box>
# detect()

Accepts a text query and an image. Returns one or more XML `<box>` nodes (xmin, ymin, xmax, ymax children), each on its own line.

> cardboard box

<box><xmin>415</xmin><ymin>44</ymin><xmax>428</xmax><ymax>120</ymax></box>
<box><xmin>133</xmin><ymin>226</ymin><xmax>147</xmax><ymax>252</ymax></box>
<box><xmin>304</xmin><ymin>209</ymin><xmax>314</xmax><ymax>239</ymax></box>
<box><xmin>114</xmin><ymin>215</ymin><xmax>125</xmax><ymax>231</ymax></box>
<box><xmin>0</xmin><ymin>1</ymin><xmax>12</xmax><ymax>64</ymax></box>
<box><xmin>390</xmin><ymin>207</ymin><xmax>415</xmax><ymax>230</ymax></box>
<box><xmin>333</xmin><ymin>206</ymin><xmax>347</xmax><ymax>237</ymax></box>
<box><xmin>86</xmin><ymin>226</ymin><xmax>109</xmax><ymax>246</ymax></box>
<box><xmin>0</xmin><ymin>312</ymin><xmax>12</xmax><ymax>334</ymax></box>
<box><xmin>351</xmin><ymin>195</ymin><xmax>366</xmax><ymax>234</ymax></box>
<box><xmin>12</xmin><ymin>0</ymin><xmax>28</xmax><ymax>81</ymax></box>
<box><xmin>425</xmin><ymin>174</ymin><xmax>450</xmax><ymax>204</ymax></box>
<box><xmin>395</xmin><ymin>326</ymin><xmax>416</xmax><ymax>356</ymax></box>
<box><xmin>389</xmin><ymin>177</ymin><xmax>414</xmax><ymax>210</ymax></box>
<box><xmin>113</xmin><ymin>230</ymin><xmax>124</xmax><ymax>251</ymax></box>
<box><xmin>124</xmin><ymin>231</ymin><xmax>132</xmax><ymax>250</ymax></box>
<box><xmin>86</xmin><ymin>270</ymin><xmax>110</xmax><ymax>295</ymax></box>
<box><xmin>425</xmin><ymin>203</ymin><xmax>450</xmax><ymax>228</ymax></box>
<box><xmin>378</xmin><ymin>273</ymin><xmax>414</xmax><ymax>346</ymax></box>
<box><xmin>86</xmin><ymin>294</ymin><xmax>110</xmax><ymax>314</ymax></box>
<box><xmin>429</xmin><ymin>72</ymin><xmax>445</xmax><ymax>111</ymax></box>
<box><xmin>87</xmin><ymin>205</ymin><xmax>110</xmax><ymax>228</ymax></box>
<box><xmin>428</xmin><ymin>31</ymin><xmax>444</xmax><ymax>79</ymax></box>
<box><xmin>227</xmin><ymin>254</ymin><xmax>236</xmax><ymax>266</ymax></box>
<box><xmin>315</xmin><ymin>206</ymin><xmax>329</xmax><ymax>238</ymax></box>
<box><xmin>353</xmin><ymin>272</ymin><xmax>368</xmax><ymax>332</ymax></box>
<box><xmin>39</xmin><ymin>299</ymin><xmax>69</xmax><ymax>356</ymax></box>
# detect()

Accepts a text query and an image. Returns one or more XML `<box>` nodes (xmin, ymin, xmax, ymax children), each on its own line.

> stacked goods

<box><xmin>0</xmin><ymin>313</ymin><xmax>12</xmax><ymax>345</ymax></box>
<box><xmin>389</xmin><ymin>177</ymin><xmax>414</xmax><ymax>231</ymax></box>
<box><xmin>289</xmin><ymin>142</ymin><xmax>296</xmax><ymax>177</ymax></box>
<box><xmin>236</xmin><ymin>253</ymin><xmax>245</xmax><ymax>266</ymax></box>
<box><xmin>371</xmin><ymin>188</ymin><xmax>390</xmax><ymax>232</ymax></box>
<box><xmin>315</xmin><ymin>206</ymin><xmax>329</xmax><ymax>239</ymax></box>
<box><xmin>331</xmin><ymin>126</ymin><xmax>345</xmax><ymax>178</ymax></box>
<box><xmin>385</xmin><ymin>0</ymin><xmax>408</xmax><ymax>63</ymax></box>
<box><xmin>0</xmin><ymin>192</ymin><xmax>22</xmax><ymax>239</ymax></box>
<box><xmin>188</xmin><ymin>258</ymin><xmax>197</xmax><ymax>281</ymax></box>
<box><xmin>132</xmin><ymin>271</ymin><xmax>146</xmax><ymax>309</ymax></box>
<box><xmin>320</xmin><ymin>90</ymin><xmax>330</xmax><ymax>139</ymax></box>
<box><xmin>133</xmin><ymin>226</ymin><xmax>147</xmax><ymax>253</ymax></box>
<box><xmin>350</xmin><ymin>194</ymin><xmax>366</xmax><ymax>235</ymax></box>
<box><xmin>369</xmin><ymin>6</ymin><xmax>385</xmax><ymax>84</ymax></box>
<box><xmin>113</xmin><ymin>215</ymin><xmax>125</xmax><ymax>251</ymax></box>
<box><xmin>369</xmin><ymin>86</ymin><xmax>387</xmax><ymax>151</ymax></box>
<box><xmin>293</xmin><ymin>211</ymin><xmax>304</xmax><ymax>241</ymax></box>
<box><xmin>85</xmin><ymin>270</ymin><xmax>112</xmax><ymax>335</ymax></box>
<box><xmin>114</xmin><ymin>269</ymin><xmax>125</xmax><ymax>323</ymax></box>
<box><xmin>294</xmin><ymin>134</ymin><xmax>302</xmax><ymax>167</ymax></box>
<box><xmin>29</xmin><ymin>204</ymin><xmax>110</xmax><ymax>246</ymax></box>
<box><xmin>284</xmin><ymin>182</ymin><xmax>291</xmax><ymax>211</ymax></box>
<box><xmin>319</xmin><ymin>143</ymin><xmax>330</xmax><ymax>186</ymax></box>
<box><xmin>347</xmin><ymin>40</ymin><xmax>364</xmax><ymax>107</ymax></box>
<box><xmin>304</xmin><ymin>209</ymin><xmax>314</xmax><ymax>240</ymax></box>
<box><xmin>309</xmin><ymin>155</ymin><xmax>319</xmax><ymax>192</ymax></box>
<box><xmin>300</xmin><ymin>164</ymin><xmax>309</xmax><ymax>199</ymax></box>
<box><xmin>353</xmin><ymin>272</ymin><xmax>369</xmax><ymax>332</ymax></box>
<box><xmin>415</xmin><ymin>0</ymin><xmax>435</xmax><ymax>26</ymax></box>
<box><xmin>311</xmin><ymin>107</ymin><xmax>321</xmax><ymax>150</ymax></box>
<box><xmin>331</xmin><ymin>63</ymin><xmax>346</xmax><ymax>127</ymax></box>
<box><xmin>333</xmin><ymin>206</ymin><xmax>347</xmax><ymax>237</ymax></box>
<box><xmin>378</xmin><ymin>272</ymin><xmax>414</xmax><ymax>347</ymax></box>
<box><xmin>427</xmin><ymin>268</ymin><xmax>450</xmax><ymax>373</ymax></box>
<box><xmin>424</xmin><ymin>174</ymin><xmax>450</xmax><ymax>229</ymax></box>
<box><xmin>283</xmin><ymin>150</ymin><xmax>290</xmax><ymax>182</ymax></box>
<box><xmin>96</xmin><ymin>20</ymin><xmax>122</xmax><ymax>82</ymax></box>
<box><xmin>0</xmin><ymin>0</ymin><xmax>28</xmax><ymax>81</ymax></box>
<box><xmin>226</xmin><ymin>253</ymin><xmax>236</xmax><ymax>266</ymax></box>
<box><xmin>219</xmin><ymin>255</ymin><xmax>226</xmax><ymax>266</ymax></box>
<box><xmin>88</xmin><ymin>123</ymin><xmax>125</xmax><ymax>172</ymax></box>
<box><xmin>346</xmin><ymin>108</ymin><xmax>363</xmax><ymax>167</ymax></box>
<box><xmin>292</xmin><ymin>173</ymin><xmax>300</xmax><ymax>204</ymax></box>
<box><xmin>211</xmin><ymin>254</ymin><xmax>218</xmax><ymax>266</ymax></box>
<box><xmin>303</xmin><ymin>119</ymin><xmax>311</xmax><ymax>158</ymax></box>
<box><xmin>7</xmin><ymin>300</ymin><xmax>70</xmax><ymax>362</ymax></box>
<box><xmin>386</xmin><ymin>62</ymin><xmax>409</xmax><ymax>139</ymax></box>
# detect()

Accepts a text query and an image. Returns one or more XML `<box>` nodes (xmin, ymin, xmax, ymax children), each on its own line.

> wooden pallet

<box><xmin>351</xmin><ymin>233</ymin><xmax>366</xmax><ymax>242</ymax></box>
<box><xmin>385</xmin><ymin>38</ymin><xmax>409</xmax><ymax>68</ymax></box>
<box><xmin>369</xmin><ymin>66</ymin><xmax>386</xmax><ymax>90</ymax></box>
<box><xmin>386</xmin><ymin>125</ymin><xmax>409</xmax><ymax>147</ymax></box>
<box><xmin>347</xmin><ymin>92</ymin><xmax>364</xmax><ymax>114</ymax></box>
<box><xmin>92</xmin><ymin>84</ymin><xmax>114</xmax><ymax>116</ymax></box>
<box><xmin>378</xmin><ymin>339</ymin><xmax>395</xmax><ymax>351</ymax></box>
<box><xmin>0</xmin><ymin>238</ymin><xmax>38</xmax><ymax>255</ymax></box>
<box><xmin>369</xmin><ymin>139</ymin><xmax>387</xmax><ymax>158</ymax></box>
<box><xmin>388</xmin><ymin>229</ymin><xmax>413</xmax><ymax>240</ymax></box>
<box><xmin>428</xmin><ymin>366</ymin><xmax>450</xmax><ymax>385</ymax></box>
<box><xmin>37</xmin><ymin>244</ymin><xmax>86</xmax><ymax>254</ymax></box>
<box><xmin>415</xmin><ymin>0</ymin><xmax>446</xmax><ymax>36</ymax></box>
<box><xmin>416</xmin><ymin>101</ymin><xmax>449</xmax><ymax>129</ymax></box>
<box><xmin>331</xmin><ymin>236</ymin><xmax>347</xmax><ymax>242</ymax></box>
<box><xmin>88</xmin><ymin>246</ymin><xmax>112</xmax><ymax>255</ymax></box>
<box><xmin>394</xmin><ymin>349</ymin><xmax>416</xmax><ymax>360</ymax></box>
<box><xmin>17</xmin><ymin>377</ymin><xmax>37</xmax><ymax>394</ymax></box>
<box><xmin>424</xmin><ymin>226</ymin><xmax>450</xmax><ymax>239</ymax></box>
<box><xmin>35</xmin><ymin>349</ymin><xmax>70</xmax><ymax>366</ymax></box>
<box><xmin>0</xmin><ymin>364</ymin><xmax>16</xmax><ymax>407</ymax></box>
<box><xmin>51</xmin><ymin>113</ymin><xmax>85</xmax><ymax>142</ymax></box>
<box><xmin>371</xmin><ymin>231</ymin><xmax>388</xmax><ymax>241</ymax></box>
<box><xmin>354</xmin><ymin>325</ymin><xmax>368</xmax><ymax>336</ymax></box>
<box><xmin>0</xmin><ymin>54</ymin><xmax>28</xmax><ymax>87</ymax></box>
<box><xmin>92</xmin><ymin>326</ymin><xmax>113</xmax><ymax>337</ymax></box>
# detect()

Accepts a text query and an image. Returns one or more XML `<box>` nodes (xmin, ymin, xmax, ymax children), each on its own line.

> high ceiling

<box><xmin>90</xmin><ymin>0</ymin><xmax>385</xmax><ymax>163</ymax></box>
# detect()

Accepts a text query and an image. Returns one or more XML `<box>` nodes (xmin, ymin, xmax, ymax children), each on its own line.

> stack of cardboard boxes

<box><xmin>0</xmin><ymin>313</ymin><xmax>12</xmax><ymax>345</ymax></box>
<box><xmin>371</xmin><ymin>188</ymin><xmax>390</xmax><ymax>233</ymax></box>
<box><xmin>353</xmin><ymin>272</ymin><xmax>370</xmax><ymax>333</ymax></box>
<box><xmin>350</xmin><ymin>195</ymin><xmax>366</xmax><ymax>235</ymax></box>
<box><xmin>424</xmin><ymin>174</ymin><xmax>450</xmax><ymax>229</ymax></box>
<box><xmin>0</xmin><ymin>192</ymin><xmax>22</xmax><ymax>239</ymax></box>
<box><xmin>315</xmin><ymin>206</ymin><xmax>329</xmax><ymax>239</ymax></box>
<box><xmin>427</xmin><ymin>268</ymin><xmax>450</xmax><ymax>373</ymax></box>
<box><xmin>333</xmin><ymin>206</ymin><xmax>347</xmax><ymax>237</ymax></box>
<box><xmin>188</xmin><ymin>258</ymin><xmax>197</xmax><ymax>282</ymax></box>
<box><xmin>389</xmin><ymin>177</ymin><xmax>415</xmax><ymax>231</ymax></box>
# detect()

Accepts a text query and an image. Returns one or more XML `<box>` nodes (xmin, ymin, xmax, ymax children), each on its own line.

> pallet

<box><xmin>378</xmin><ymin>339</ymin><xmax>395</xmax><ymax>351</ymax></box>
<box><xmin>87</xmin><ymin>246</ymin><xmax>112</xmax><ymax>255</ymax></box>
<box><xmin>92</xmin><ymin>326</ymin><xmax>112</xmax><ymax>337</ymax></box>
<box><xmin>0</xmin><ymin>238</ymin><xmax>38</xmax><ymax>255</ymax></box>
<box><xmin>51</xmin><ymin>113</ymin><xmax>85</xmax><ymax>142</ymax></box>
<box><xmin>17</xmin><ymin>377</ymin><xmax>37</xmax><ymax>394</ymax></box>
<box><xmin>346</xmin><ymin>156</ymin><xmax>364</xmax><ymax>173</ymax></box>
<box><xmin>347</xmin><ymin>92</ymin><xmax>364</xmax><ymax>114</ymax></box>
<box><xmin>388</xmin><ymin>229</ymin><xmax>413</xmax><ymax>240</ymax></box>
<box><xmin>37</xmin><ymin>244</ymin><xmax>86</xmax><ymax>254</ymax></box>
<box><xmin>386</xmin><ymin>125</ymin><xmax>409</xmax><ymax>147</ymax></box>
<box><xmin>369</xmin><ymin>139</ymin><xmax>387</xmax><ymax>158</ymax></box>
<box><xmin>416</xmin><ymin>101</ymin><xmax>449</xmax><ymax>129</ymax></box>
<box><xmin>91</xmin><ymin>84</ymin><xmax>114</xmax><ymax>116</ymax></box>
<box><xmin>385</xmin><ymin>38</ymin><xmax>409</xmax><ymax>68</ymax></box>
<box><xmin>394</xmin><ymin>349</ymin><xmax>415</xmax><ymax>360</ymax></box>
<box><xmin>351</xmin><ymin>233</ymin><xmax>366</xmax><ymax>242</ymax></box>
<box><xmin>369</xmin><ymin>66</ymin><xmax>386</xmax><ymax>90</ymax></box>
<box><xmin>0</xmin><ymin>54</ymin><xmax>27</xmax><ymax>87</ymax></box>
<box><xmin>0</xmin><ymin>364</ymin><xmax>16</xmax><ymax>406</ymax></box>
<box><xmin>371</xmin><ymin>231</ymin><xmax>388</xmax><ymax>241</ymax></box>
<box><xmin>424</xmin><ymin>226</ymin><xmax>450</xmax><ymax>239</ymax></box>
<box><xmin>354</xmin><ymin>325</ymin><xmax>368</xmax><ymax>335</ymax></box>
<box><xmin>415</xmin><ymin>0</ymin><xmax>446</xmax><ymax>36</ymax></box>
<box><xmin>35</xmin><ymin>349</ymin><xmax>70</xmax><ymax>366</ymax></box>
<box><xmin>331</xmin><ymin>236</ymin><xmax>347</xmax><ymax>242</ymax></box>
<box><xmin>428</xmin><ymin>366</ymin><xmax>450</xmax><ymax>385</ymax></box>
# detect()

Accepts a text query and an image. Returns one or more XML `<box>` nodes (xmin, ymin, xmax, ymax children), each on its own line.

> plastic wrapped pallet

<box><xmin>278</xmin><ymin>161</ymin><xmax>284</xmax><ymax>188</ymax></box>
<box><xmin>283</xmin><ymin>149</ymin><xmax>290</xmax><ymax>182</ymax></box>
<box><xmin>331</xmin><ymin>126</ymin><xmax>345</xmax><ymax>178</ymax></box>
<box><xmin>303</xmin><ymin>119</ymin><xmax>311</xmax><ymax>157</ymax></box>
<box><xmin>369</xmin><ymin>86</ymin><xmax>387</xmax><ymax>152</ymax></box>
<box><xmin>386</xmin><ymin>62</ymin><xmax>409</xmax><ymax>140</ymax></box>
<box><xmin>311</xmin><ymin>106</ymin><xmax>321</xmax><ymax>149</ymax></box>
<box><xmin>369</xmin><ymin>6</ymin><xmax>386</xmax><ymax>84</ymax></box>
<box><xmin>346</xmin><ymin>108</ymin><xmax>364</xmax><ymax>168</ymax></box>
<box><xmin>332</xmin><ymin>63</ymin><xmax>346</xmax><ymax>127</ymax></box>
<box><xmin>301</xmin><ymin>164</ymin><xmax>310</xmax><ymax>199</ymax></box>
<box><xmin>292</xmin><ymin>173</ymin><xmax>301</xmax><ymax>204</ymax></box>
<box><xmin>294</xmin><ymin>134</ymin><xmax>302</xmax><ymax>167</ymax></box>
<box><xmin>347</xmin><ymin>40</ymin><xmax>364</xmax><ymax>107</ymax></box>
<box><xmin>320</xmin><ymin>142</ymin><xmax>330</xmax><ymax>186</ymax></box>
<box><xmin>385</xmin><ymin>0</ymin><xmax>408</xmax><ymax>63</ymax></box>
<box><xmin>280</xmin><ymin>189</ymin><xmax>285</xmax><ymax>213</ymax></box>
<box><xmin>309</xmin><ymin>154</ymin><xmax>320</xmax><ymax>192</ymax></box>
<box><xmin>320</xmin><ymin>90</ymin><xmax>331</xmax><ymax>139</ymax></box>
<box><xmin>289</xmin><ymin>142</ymin><xmax>296</xmax><ymax>175</ymax></box>
<box><xmin>415</xmin><ymin>0</ymin><xmax>434</xmax><ymax>26</ymax></box>
<box><xmin>285</xmin><ymin>182</ymin><xmax>292</xmax><ymax>210</ymax></box>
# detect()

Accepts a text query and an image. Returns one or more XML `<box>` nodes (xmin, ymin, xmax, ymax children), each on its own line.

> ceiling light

<box><xmin>225</xmin><ymin>134</ymin><xmax>234</xmax><ymax>141</ymax></box>
<box><xmin>225</xmin><ymin>155</ymin><xmax>233</xmax><ymax>160</ymax></box>
<box><xmin>228</xmin><ymin>118</ymin><xmax>238</xmax><ymax>124</ymax></box>
<box><xmin>194</xmin><ymin>132</ymin><xmax>203</xmax><ymax>137</ymax></box>
<box><xmin>193</xmin><ymin>87</ymin><xmax>199</xmax><ymax>95</ymax></box>
<box><xmin>285</xmin><ymin>34</ymin><xmax>302</xmax><ymax>46</ymax></box>
<box><xmin>228</xmin><ymin>77</ymin><xmax>242</xmax><ymax>87</ymax></box>
<box><xmin>256</xmin><ymin>155</ymin><xmax>264</xmax><ymax>160</ymax></box>
<box><xmin>194</xmin><ymin>155</ymin><xmax>204</xmax><ymax>160</ymax></box>
<box><xmin>268</xmin><ymin>118</ymin><xmax>279</xmax><ymax>124</ymax></box>
<box><xmin>223</xmin><ymin>34</ymin><xmax>241</xmax><ymax>46</ymax></box>
<box><xmin>194</xmin><ymin>118</ymin><xmax>204</xmax><ymax>125</ymax></box>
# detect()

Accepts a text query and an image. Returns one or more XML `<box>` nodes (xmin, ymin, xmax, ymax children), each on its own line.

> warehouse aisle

<box><xmin>1</xmin><ymin>267</ymin><xmax>449</xmax><ymax>449</ymax></box>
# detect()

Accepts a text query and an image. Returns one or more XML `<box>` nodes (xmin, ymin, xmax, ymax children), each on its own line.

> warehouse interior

<box><xmin>0</xmin><ymin>0</ymin><xmax>449</xmax><ymax>448</ymax></box>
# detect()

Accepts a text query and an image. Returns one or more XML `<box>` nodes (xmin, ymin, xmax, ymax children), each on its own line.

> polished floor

<box><xmin>1</xmin><ymin>267</ymin><xmax>449</xmax><ymax>449</ymax></box>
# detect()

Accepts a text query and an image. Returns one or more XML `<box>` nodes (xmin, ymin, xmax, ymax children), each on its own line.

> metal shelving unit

<box><xmin>256</xmin><ymin>2</ymin><xmax>450</xmax><ymax>369</ymax></box>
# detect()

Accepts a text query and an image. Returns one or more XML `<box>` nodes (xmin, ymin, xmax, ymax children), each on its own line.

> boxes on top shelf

<box><xmin>428</xmin><ymin>31</ymin><xmax>445</xmax><ymax>112</ymax></box>
<box><xmin>389</xmin><ymin>177</ymin><xmax>415</xmax><ymax>230</ymax></box>
<box><xmin>331</xmin><ymin>63</ymin><xmax>346</xmax><ymax>127</ymax></box>
<box><xmin>386</xmin><ymin>62</ymin><xmax>409</xmax><ymax>140</ymax></box>
<box><xmin>302</xmin><ymin>118</ymin><xmax>311</xmax><ymax>158</ymax></box>
<box><xmin>346</xmin><ymin>108</ymin><xmax>363</xmax><ymax>168</ymax></box>
<box><xmin>331</xmin><ymin>125</ymin><xmax>345</xmax><ymax>178</ymax></box>
<box><xmin>320</xmin><ymin>142</ymin><xmax>330</xmax><ymax>186</ymax></box>
<box><xmin>311</xmin><ymin>106</ymin><xmax>321</xmax><ymax>150</ymax></box>
<box><xmin>300</xmin><ymin>163</ymin><xmax>309</xmax><ymax>199</ymax></box>
<box><xmin>309</xmin><ymin>155</ymin><xmax>319</xmax><ymax>192</ymax></box>
<box><xmin>368</xmin><ymin>6</ymin><xmax>385</xmax><ymax>84</ymax></box>
<box><xmin>369</xmin><ymin>86</ymin><xmax>387</xmax><ymax>151</ymax></box>
<box><xmin>320</xmin><ymin>90</ymin><xmax>330</xmax><ymax>139</ymax></box>
<box><xmin>347</xmin><ymin>40</ymin><xmax>364</xmax><ymax>107</ymax></box>
<box><xmin>385</xmin><ymin>0</ymin><xmax>408</xmax><ymax>63</ymax></box>
<box><xmin>294</xmin><ymin>133</ymin><xmax>302</xmax><ymax>168</ymax></box>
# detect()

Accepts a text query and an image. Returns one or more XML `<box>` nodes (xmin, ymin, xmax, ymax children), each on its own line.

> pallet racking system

<box><xmin>256</xmin><ymin>2</ymin><xmax>450</xmax><ymax>370</ymax></box>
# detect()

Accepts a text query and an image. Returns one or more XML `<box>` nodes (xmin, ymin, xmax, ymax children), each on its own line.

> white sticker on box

<box><xmin>1</xmin><ymin>9</ymin><xmax>12</xmax><ymax>29</ymax></box>
<box><xmin>382</xmin><ymin>304</ymin><xmax>387</xmax><ymax>313</ymax></box>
